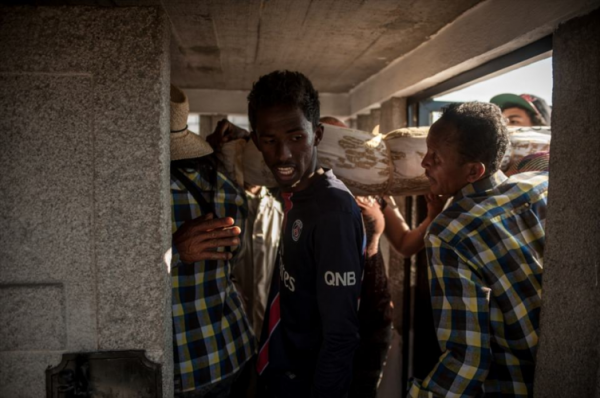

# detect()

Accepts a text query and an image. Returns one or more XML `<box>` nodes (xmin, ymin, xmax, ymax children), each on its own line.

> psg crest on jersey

<box><xmin>292</xmin><ymin>219</ymin><xmax>303</xmax><ymax>241</ymax></box>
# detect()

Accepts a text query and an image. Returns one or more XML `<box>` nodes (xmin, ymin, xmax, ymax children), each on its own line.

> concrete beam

<box><xmin>184</xmin><ymin>88</ymin><xmax>349</xmax><ymax>118</ymax></box>
<box><xmin>348</xmin><ymin>0</ymin><xmax>600</xmax><ymax>115</ymax></box>
<box><xmin>185</xmin><ymin>89</ymin><xmax>248</xmax><ymax>115</ymax></box>
<box><xmin>320</xmin><ymin>92</ymin><xmax>351</xmax><ymax>118</ymax></box>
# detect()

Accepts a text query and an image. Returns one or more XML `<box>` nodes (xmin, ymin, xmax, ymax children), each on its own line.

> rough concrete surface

<box><xmin>0</xmin><ymin>6</ymin><xmax>172</xmax><ymax>397</ymax></box>
<box><xmin>167</xmin><ymin>0</ymin><xmax>483</xmax><ymax>92</ymax></box>
<box><xmin>0</xmin><ymin>284</ymin><xmax>66</xmax><ymax>351</ymax></box>
<box><xmin>356</xmin><ymin>114</ymin><xmax>373</xmax><ymax>133</ymax></box>
<box><xmin>534</xmin><ymin>7</ymin><xmax>600</xmax><ymax>398</ymax></box>
<box><xmin>380</xmin><ymin>97</ymin><xmax>408</xmax><ymax>135</ymax></box>
<box><xmin>1</xmin><ymin>0</ymin><xmax>483</xmax><ymax>93</ymax></box>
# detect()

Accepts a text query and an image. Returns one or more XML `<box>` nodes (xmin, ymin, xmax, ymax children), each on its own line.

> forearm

<box><xmin>396</xmin><ymin>216</ymin><xmax>434</xmax><ymax>257</ymax></box>
<box><xmin>382</xmin><ymin>202</ymin><xmax>409</xmax><ymax>253</ymax></box>
<box><xmin>383</xmin><ymin>205</ymin><xmax>433</xmax><ymax>257</ymax></box>
<box><xmin>364</xmin><ymin>216</ymin><xmax>382</xmax><ymax>257</ymax></box>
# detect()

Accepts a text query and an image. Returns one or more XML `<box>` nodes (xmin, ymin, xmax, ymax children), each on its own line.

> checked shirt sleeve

<box><xmin>408</xmin><ymin>234</ymin><xmax>492</xmax><ymax>398</ymax></box>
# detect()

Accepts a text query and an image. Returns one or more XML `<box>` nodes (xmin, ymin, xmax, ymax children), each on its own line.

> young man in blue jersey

<box><xmin>250</xmin><ymin>70</ymin><xmax>365</xmax><ymax>398</ymax></box>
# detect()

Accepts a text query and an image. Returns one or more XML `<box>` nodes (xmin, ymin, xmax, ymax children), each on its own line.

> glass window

<box><xmin>434</xmin><ymin>57</ymin><xmax>552</xmax><ymax>105</ymax></box>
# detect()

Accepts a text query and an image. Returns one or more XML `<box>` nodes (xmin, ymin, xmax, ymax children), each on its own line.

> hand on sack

<box><xmin>206</xmin><ymin>119</ymin><xmax>250</xmax><ymax>150</ymax></box>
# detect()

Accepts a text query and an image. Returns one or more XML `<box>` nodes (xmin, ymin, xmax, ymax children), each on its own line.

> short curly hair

<box><xmin>247</xmin><ymin>70</ymin><xmax>320</xmax><ymax>131</ymax></box>
<box><xmin>437</xmin><ymin>102</ymin><xmax>509</xmax><ymax>174</ymax></box>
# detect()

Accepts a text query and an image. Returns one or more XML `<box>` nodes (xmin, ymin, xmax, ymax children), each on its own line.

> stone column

<box><xmin>380</xmin><ymin>97</ymin><xmax>407</xmax><ymax>135</ymax></box>
<box><xmin>376</xmin><ymin>97</ymin><xmax>411</xmax><ymax>395</ymax></box>
<box><xmin>347</xmin><ymin>117</ymin><xmax>357</xmax><ymax>130</ymax></box>
<box><xmin>199</xmin><ymin>114</ymin><xmax>228</xmax><ymax>139</ymax></box>
<box><xmin>200</xmin><ymin>115</ymin><xmax>213</xmax><ymax>138</ymax></box>
<box><xmin>534</xmin><ymin>7</ymin><xmax>600</xmax><ymax>398</ymax></box>
<box><xmin>379</xmin><ymin>97</ymin><xmax>409</xmax><ymax>332</ymax></box>
<box><xmin>0</xmin><ymin>7</ymin><xmax>172</xmax><ymax>397</ymax></box>
<box><xmin>356</xmin><ymin>113</ymin><xmax>372</xmax><ymax>132</ymax></box>
<box><xmin>370</xmin><ymin>108</ymin><xmax>382</xmax><ymax>134</ymax></box>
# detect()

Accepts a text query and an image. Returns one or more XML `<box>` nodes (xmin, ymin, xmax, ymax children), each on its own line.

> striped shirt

<box><xmin>171</xmin><ymin>167</ymin><xmax>254</xmax><ymax>393</ymax></box>
<box><xmin>408</xmin><ymin>171</ymin><xmax>548</xmax><ymax>398</ymax></box>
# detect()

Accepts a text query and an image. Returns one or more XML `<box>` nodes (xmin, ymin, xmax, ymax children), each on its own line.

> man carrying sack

<box><xmin>169</xmin><ymin>85</ymin><xmax>254</xmax><ymax>397</ymax></box>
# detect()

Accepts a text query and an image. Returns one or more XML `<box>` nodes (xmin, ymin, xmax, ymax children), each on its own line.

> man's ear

<box><xmin>314</xmin><ymin>123</ymin><xmax>324</xmax><ymax>146</ymax></box>
<box><xmin>465</xmin><ymin>162</ymin><xmax>486</xmax><ymax>183</ymax></box>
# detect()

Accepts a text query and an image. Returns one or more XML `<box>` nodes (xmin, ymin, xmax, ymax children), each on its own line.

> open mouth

<box><xmin>425</xmin><ymin>172</ymin><xmax>435</xmax><ymax>184</ymax></box>
<box><xmin>273</xmin><ymin>165</ymin><xmax>297</xmax><ymax>181</ymax></box>
<box><xmin>277</xmin><ymin>166</ymin><xmax>294</xmax><ymax>176</ymax></box>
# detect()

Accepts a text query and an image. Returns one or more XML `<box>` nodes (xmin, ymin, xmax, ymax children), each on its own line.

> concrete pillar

<box><xmin>348</xmin><ymin>117</ymin><xmax>357</xmax><ymax>130</ymax></box>
<box><xmin>199</xmin><ymin>114</ymin><xmax>227</xmax><ymax>139</ymax></box>
<box><xmin>0</xmin><ymin>7</ymin><xmax>172</xmax><ymax>397</ymax></box>
<box><xmin>534</xmin><ymin>7</ymin><xmax>600</xmax><ymax>398</ymax></box>
<box><xmin>369</xmin><ymin>99</ymin><xmax>408</xmax><ymax>397</ymax></box>
<box><xmin>370</xmin><ymin>108</ymin><xmax>381</xmax><ymax>134</ymax></box>
<box><xmin>380</xmin><ymin>97</ymin><xmax>407</xmax><ymax>135</ymax></box>
<box><xmin>200</xmin><ymin>115</ymin><xmax>213</xmax><ymax>138</ymax></box>
<box><xmin>356</xmin><ymin>113</ymin><xmax>372</xmax><ymax>132</ymax></box>
<box><xmin>379</xmin><ymin>96</ymin><xmax>410</xmax><ymax>333</ymax></box>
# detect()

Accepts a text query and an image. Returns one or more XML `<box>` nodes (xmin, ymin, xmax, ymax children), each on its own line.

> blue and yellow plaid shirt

<box><xmin>171</xmin><ymin>167</ymin><xmax>254</xmax><ymax>393</ymax></box>
<box><xmin>409</xmin><ymin>171</ymin><xmax>548</xmax><ymax>398</ymax></box>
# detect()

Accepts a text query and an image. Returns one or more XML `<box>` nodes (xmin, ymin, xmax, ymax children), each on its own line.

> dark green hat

<box><xmin>490</xmin><ymin>93</ymin><xmax>551</xmax><ymax>125</ymax></box>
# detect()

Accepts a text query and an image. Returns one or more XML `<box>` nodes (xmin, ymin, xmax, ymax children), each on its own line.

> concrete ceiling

<box><xmin>4</xmin><ymin>0</ymin><xmax>484</xmax><ymax>92</ymax></box>
<box><xmin>8</xmin><ymin>0</ymin><xmax>597</xmax><ymax>116</ymax></box>
<box><xmin>166</xmin><ymin>0</ymin><xmax>484</xmax><ymax>93</ymax></box>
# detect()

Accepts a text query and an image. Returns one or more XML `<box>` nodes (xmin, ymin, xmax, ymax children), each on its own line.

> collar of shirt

<box><xmin>170</xmin><ymin>168</ymin><xmax>225</xmax><ymax>194</ymax></box>
<box><xmin>245</xmin><ymin>185</ymin><xmax>271</xmax><ymax>200</ymax></box>
<box><xmin>454</xmin><ymin>170</ymin><xmax>508</xmax><ymax>201</ymax></box>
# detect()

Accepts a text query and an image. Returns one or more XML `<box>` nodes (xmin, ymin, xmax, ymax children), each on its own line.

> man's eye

<box><xmin>292</xmin><ymin>135</ymin><xmax>304</xmax><ymax>142</ymax></box>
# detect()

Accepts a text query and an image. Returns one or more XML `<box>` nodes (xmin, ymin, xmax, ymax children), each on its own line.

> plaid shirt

<box><xmin>171</xmin><ymin>167</ymin><xmax>254</xmax><ymax>393</ymax></box>
<box><xmin>409</xmin><ymin>171</ymin><xmax>548</xmax><ymax>398</ymax></box>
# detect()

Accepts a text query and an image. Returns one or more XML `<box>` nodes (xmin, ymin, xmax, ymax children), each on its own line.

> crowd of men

<box><xmin>169</xmin><ymin>71</ymin><xmax>550</xmax><ymax>398</ymax></box>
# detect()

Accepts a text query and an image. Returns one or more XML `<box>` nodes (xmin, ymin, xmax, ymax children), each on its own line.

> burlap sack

<box><xmin>224</xmin><ymin>125</ymin><xmax>551</xmax><ymax>196</ymax></box>
<box><xmin>318</xmin><ymin>124</ymin><xmax>390</xmax><ymax>195</ymax></box>
<box><xmin>505</xmin><ymin>126</ymin><xmax>551</xmax><ymax>171</ymax></box>
<box><xmin>383</xmin><ymin>127</ymin><xmax>430</xmax><ymax>196</ymax></box>
<box><xmin>218</xmin><ymin>139</ymin><xmax>247</xmax><ymax>187</ymax></box>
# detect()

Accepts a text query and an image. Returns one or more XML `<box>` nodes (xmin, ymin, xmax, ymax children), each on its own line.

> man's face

<box><xmin>251</xmin><ymin>105</ymin><xmax>323</xmax><ymax>193</ymax></box>
<box><xmin>503</xmin><ymin>107</ymin><xmax>533</xmax><ymax>126</ymax></box>
<box><xmin>421</xmin><ymin>120</ymin><xmax>473</xmax><ymax>196</ymax></box>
